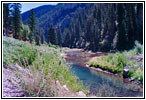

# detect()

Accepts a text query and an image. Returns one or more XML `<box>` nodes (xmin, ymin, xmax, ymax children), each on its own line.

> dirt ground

<box><xmin>3</xmin><ymin>64</ymin><xmax>86</xmax><ymax>97</ymax></box>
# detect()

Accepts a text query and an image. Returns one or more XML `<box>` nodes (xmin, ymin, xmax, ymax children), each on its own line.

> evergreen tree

<box><xmin>136</xmin><ymin>3</ymin><xmax>143</xmax><ymax>44</ymax></box>
<box><xmin>114</xmin><ymin>4</ymin><xmax>128</xmax><ymax>50</ymax></box>
<box><xmin>28</xmin><ymin>9</ymin><xmax>36</xmax><ymax>42</ymax></box>
<box><xmin>19</xmin><ymin>3</ymin><xmax>143</xmax><ymax>52</ymax></box>
<box><xmin>11</xmin><ymin>3</ymin><xmax>22</xmax><ymax>39</ymax></box>
<box><xmin>126</xmin><ymin>4</ymin><xmax>137</xmax><ymax>49</ymax></box>
<box><xmin>3</xmin><ymin>3</ymin><xmax>10</xmax><ymax>36</ymax></box>
<box><xmin>35</xmin><ymin>33</ymin><xmax>40</xmax><ymax>45</ymax></box>
<box><xmin>38</xmin><ymin>28</ymin><xmax>45</xmax><ymax>44</ymax></box>
<box><xmin>57</xmin><ymin>25</ymin><xmax>62</xmax><ymax>46</ymax></box>
<box><xmin>23</xmin><ymin>25</ymin><xmax>30</xmax><ymax>41</ymax></box>
<box><xmin>48</xmin><ymin>24</ymin><xmax>58</xmax><ymax>45</ymax></box>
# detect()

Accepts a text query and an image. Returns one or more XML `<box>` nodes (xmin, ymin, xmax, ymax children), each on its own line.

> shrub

<box><xmin>3</xmin><ymin>37</ymin><xmax>88</xmax><ymax>96</ymax></box>
<box><xmin>88</xmin><ymin>48</ymin><xmax>143</xmax><ymax>82</ymax></box>
<box><xmin>88</xmin><ymin>52</ymin><xmax>126</xmax><ymax>74</ymax></box>
<box><xmin>134</xmin><ymin>41</ymin><xmax>143</xmax><ymax>55</ymax></box>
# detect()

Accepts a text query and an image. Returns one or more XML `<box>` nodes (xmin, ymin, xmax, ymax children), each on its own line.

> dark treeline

<box><xmin>62</xmin><ymin>3</ymin><xmax>143</xmax><ymax>51</ymax></box>
<box><xmin>3</xmin><ymin>3</ymin><xmax>143</xmax><ymax>52</ymax></box>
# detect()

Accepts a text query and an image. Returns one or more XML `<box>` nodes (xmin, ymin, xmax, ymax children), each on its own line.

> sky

<box><xmin>21</xmin><ymin>3</ymin><xmax>57</xmax><ymax>13</ymax></box>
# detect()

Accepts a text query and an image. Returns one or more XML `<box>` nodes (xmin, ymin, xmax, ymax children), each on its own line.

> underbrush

<box><xmin>88</xmin><ymin>41</ymin><xmax>143</xmax><ymax>83</ymax></box>
<box><xmin>3</xmin><ymin>37</ymin><xmax>88</xmax><ymax>97</ymax></box>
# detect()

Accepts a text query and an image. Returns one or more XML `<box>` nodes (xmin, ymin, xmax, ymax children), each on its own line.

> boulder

<box><xmin>129</xmin><ymin>77</ymin><xmax>134</xmax><ymax>81</ymax></box>
<box><xmin>77</xmin><ymin>91</ymin><xmax>86</xmax><ymax>97</ymax></box>
<box><xmin>63</xmin><ymin>85</ymin><xmax>69</xmax><ymax>91</ymax></box>
<box><xmin>123</xmin><ymin>66</ymin><xmax>129</xmax><ymax>78</ymax></box>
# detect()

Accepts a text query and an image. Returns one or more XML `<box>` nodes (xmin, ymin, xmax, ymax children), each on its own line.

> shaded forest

<box><xmin>3</xmin><ymin>3</ymin><xmax>143</xmax><ymax>52</ymax></box>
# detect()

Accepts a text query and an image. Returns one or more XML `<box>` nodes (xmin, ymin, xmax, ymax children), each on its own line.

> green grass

<box><xmin>88</xmin><ymin>42</ymin><xmax>143</xmax><ymax>83</ymax></box>
<box><xmin>3</xmin><ymin>37</ymin><xmax>88</xmax><ymax>97</ymax></box>
<box><xmin>88</xmin><ymin>52</ymin><xmax>126</xmax><ymax>74</ymax></box>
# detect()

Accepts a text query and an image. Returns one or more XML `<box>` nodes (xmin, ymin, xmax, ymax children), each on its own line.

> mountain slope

<box><xmin>22</xmin><ymin>3</ymin><xmax>143</xmax><ymax>52</ymax></box>
<box><xmin>22</xmin><ymin>3</ymin><xmax>93</xmax><ymax>43</ymax></box>
<box><xmin>22</xmin><ymin>3</ymin><xmax>91</xmax><ymax>29</ymax></box>
<box><xmin>22</xmin><ymin>5</ymin><xmax>55</xmax><ymax>24</ymax></box>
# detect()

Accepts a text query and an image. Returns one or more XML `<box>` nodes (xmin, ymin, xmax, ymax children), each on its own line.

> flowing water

<box><xmin>66</xmin><ymin>50</ymin><xmax>143</xmax><ymax>97</ymax></box>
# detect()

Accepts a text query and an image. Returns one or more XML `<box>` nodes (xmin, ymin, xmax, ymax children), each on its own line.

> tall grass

<box><xmin>3</xmin><ymin>37</ymin><xmax>88</xmax><ymax>97</ymax></box>
<box><xmin>88</xmin><ymin>52</ymin><xmax>126</xmax><ymax>74</ymax></box>
<box><xmin>88</xmin><ymin>41</ymin><xmax>143</xmax><ymax>83</ymax></box>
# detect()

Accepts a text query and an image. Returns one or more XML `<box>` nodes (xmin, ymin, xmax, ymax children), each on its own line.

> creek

<box><xmin>65</xmin><ymin>50</ymin><xmax>143</xmax><ymax>97</ymax></box>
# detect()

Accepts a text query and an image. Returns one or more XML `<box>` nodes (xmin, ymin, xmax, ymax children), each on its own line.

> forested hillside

<box><xmin>3</xmin><ymin>3</ymin><xmax>144</xmax><ymax>97</ymax></box>
<box><xmin>4</xmin><ymin>3</ymin><xmax>143</xmax><ymax>52</ymax></box>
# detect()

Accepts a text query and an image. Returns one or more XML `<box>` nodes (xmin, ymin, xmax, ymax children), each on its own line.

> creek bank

<box><xmin>55</xmin><ymin>80</ymin><xmax>86</xmax><ymax>97</ymax></box>
<box><xmin>85</xmin><ymin>64</ymin><xmax>143</xmax><ymax>88</ymax></box>
<box><xmin>65</xmin><ymin>48</ymin><xmax>143</xmax><ymax>88</ymax></box>
<box><xmin>3</xmin><ymin>63</ymin><xmax>87</xmax><ymax>97</ymax></box>
<box><xmin>64</xmin><ymin>48</ymin><xmax>108</xmax><ymax>66</ymax></box>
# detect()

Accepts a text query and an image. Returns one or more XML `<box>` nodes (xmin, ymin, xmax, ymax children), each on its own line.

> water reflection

<box><xmin>70</xmin><ymin>64</ymin><xmax>143</xmax><ymax>97</ymax></box>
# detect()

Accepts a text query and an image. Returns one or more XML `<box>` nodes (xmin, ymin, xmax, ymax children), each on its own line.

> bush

<box><xmin>134</xmin><ymin>41</ymin><xmax>143</xmax><ymax>55</ymax></box>
<box><xmin>88</xmin><ymin>48</ymin><xmax>143</xmax><ymax>83</ymax></box>
<box><xmin>3</xmin><ymin>37</ymin><xmax>88</xmax><ymax>96</ymax></box>
<box><xmin>88</xmin><ymin>52</ymin><xmax>126</xmax><ymax>74</ymax></box>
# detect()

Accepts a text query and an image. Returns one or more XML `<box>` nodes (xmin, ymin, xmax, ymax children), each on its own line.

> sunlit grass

<box><xmin>88</xmin><ymin>42</ymin><xmax>143</xmax><ymax>83</ymax></box>
<box><xmin>3</xmin><ymin>37</ymin><xmax>88</xmax><ymax>96</ymax></box>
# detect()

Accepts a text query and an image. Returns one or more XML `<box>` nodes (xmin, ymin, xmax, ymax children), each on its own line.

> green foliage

<box><xmin>139</xmin><ymin>75</ymin><xmax>143</xmax><ymax>83</ymax></box>
<box><xmin>4</xmin><ymin>3</ymin><xmax>143</xmax><ymax>52</ymax></box>
<box><xmin>3</xmin><ymin>37</ymin><xmax>36</xmax><ymax>67</ymax></box>
<box><xmin>48</xmin><ymin>24</ymin><xmax>58</xmax><ymax>45</ymax></box>
<box><xmin>3</xmin><ymin>37</ymin><xmax>87</xmax><ymax>96</ymax></box>
<box><xmin>22</xmin><ymin>25</ymin><xmax>30</xmax><ymax>40</ymax></box>
<box><xmin>35</xmin><ymin>34</ymin><xmax>40</xmax><ymax>45</ymax></box>
<box><xmin>28</xmin><ymin>32</ymin><xmax>34</xmax><ymax>43</ymax></box>
<box><xmin>123</xmin><ymin>41</ymin><xmax>143</xmax><ymax>56</ymax></box>
<box><xmin>48</xmin><ymin>43</ymin><xmax>59</xmax><ymax>49</ymax></box>
<box><xmin>11</xmin><ymin>3</ymin><xmax>22</xmax><ymax>39</ymax></box>
<box><xmin>28</xmin><ymin>9</ymin><xmax>37</xmax><ymax>33</ymax></box>
<box><xmin>28</xmin><ymin>9</ymin><xmax>37</xmax><ymax>42</ymax></box>
<box><xmin>88</xmin><ymin>46</ymin><xmax>143</xmax><ymax>83</ymax></box>
<box><xmin>128</xmin><ymin>72</ymin><xmax>134</xmax><ymax>77</ymax></box>
<box><xmin>88</xmin><ymin>52</ymin><xmax>127</xmax><ymax>74</ymax></box>
<box><xmin>3</xmin><ymin>3</ymin><xmax>10</xmax><ymax>29</ymax></box>
<box><xmin>134</xmin><ymin>41</ymin><xmax>143</xmax><ymax>55</ymax></box>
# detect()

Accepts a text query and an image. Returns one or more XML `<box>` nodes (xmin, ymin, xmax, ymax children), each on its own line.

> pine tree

<box><xmin>136</xmin><ymin>3</ymin><xmax>143</xmax><ymax>44</ymax></box>
<box><xmin>28</xmin><ymin>9</ymin><xmax>36</xmax><ymax>42</ymax></box>
<box><xmin>23</xmin><ymin>25</ymin><xmax>30</xmax><ymax>41</ymax></box>
<box><xmin>127</xmin><ymin>4</ymin><xmax>137</xmax><ymax>49</ymax></box>
<box><xmin>57</xmin><ymin>25</ymin><xmax>62</xmax><ymax>46</ymax></box>
<box><xmin>3</xmin><ymin>3</ymin><xmax>10</xmax><ymax>36</ymax></box>
<box><xmin>35</xmin><ymin>33</ymin><xmax>40</xmax><ymax>45</ymax></box>
<box><xmin>48</xmin><ymin>24</ymin><xmax>58</xmax><ymax>45</ymax></box>
<box><xmin>114</xmin><ymin>4</ymin><xmax>128</xmax><ymax>50</ymax></box>
<box><xmin>11</xmin><ymin>3</ymin><xmax>22</xmax><ymax>39</ymax></box>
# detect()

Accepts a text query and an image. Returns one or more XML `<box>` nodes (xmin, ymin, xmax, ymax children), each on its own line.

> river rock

<box><xmin>123</xmin><ymin>66</ymin><xmax>129</xmax><ymax>78</ymax></box>
<box><xmin>13</xmin><ymin>63</ymin><xmax>23</xmax><ymax>71</ymax></box>
<box><xmin>56</xmin><ymin>80</ymin><xmax>60</xmax><ymax>85</ymax></box>
<box><xmin>77</xmin><ymin>91</ymin><xmax>86</xmax><ymax>97</ymax></box>
<box><xmin>129</xmin><ymin>77</ymin><xmax>134</xmax><ymax>81</ymax></box>
<box><xmin>63</xmin><ymin>85</ymin><xmax>69</xmax><ymax>91</ymax></box>
<box><xmin>85</xmin><ymin>64</ymin><xmax>89</xmax><ymax>67</ymax></box>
